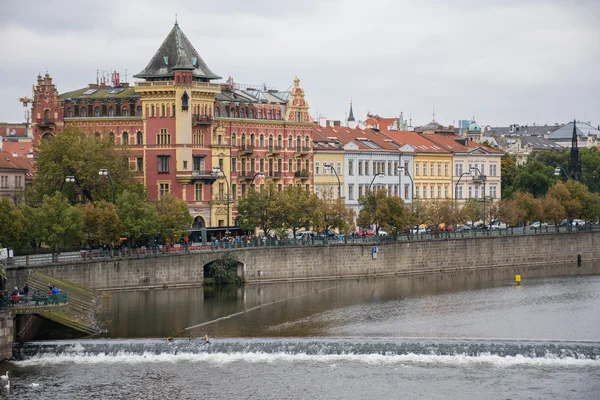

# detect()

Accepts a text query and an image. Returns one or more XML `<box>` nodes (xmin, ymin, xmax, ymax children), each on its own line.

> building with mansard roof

<box><xmin>28</xmin><ymin>22</ymin><xmax>314</xmax><ymax>233</ymax></box>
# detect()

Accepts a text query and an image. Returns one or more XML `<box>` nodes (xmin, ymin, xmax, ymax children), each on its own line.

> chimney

<box><xmin>319</xmin><ymin>117</ymin><xmax>327</xmax><ymax>128</ymax></box>
<box><xmin>333</xmin><ymin>120</ymin><xmax>341</xmax><ymax>127</ymax></box>
<box><xmin>121</xmin><ymin>82</ymin><xmax>130</xmax><ymax>88</ymax></box>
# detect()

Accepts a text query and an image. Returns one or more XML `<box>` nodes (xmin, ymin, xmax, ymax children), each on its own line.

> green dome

<box><xmin>468</xmin><ymin>119</ymin><xmax>480</xmax><ymax>133</ymax></box>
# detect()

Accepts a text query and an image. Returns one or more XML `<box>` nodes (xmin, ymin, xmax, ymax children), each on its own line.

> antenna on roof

<box><xmin>96</xmin><ymin>69</ymin><xmax>99</xmax><ymax>86</ymax></box>
<box><xmin>432</xmin><ymin>100</ymin><xmax>436</xmax><ymax>121</ymax></box>
<box><xmin>124</xmin><ymin>69</ymin><xmax>128</xmax><ymax>83</ymax></box>
<box><xmin>175</xmin><ymin>13</ymin><xmax>178</xmax><ymax>24</ymax></box>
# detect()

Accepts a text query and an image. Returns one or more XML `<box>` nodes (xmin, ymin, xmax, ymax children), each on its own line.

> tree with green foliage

<box><xmin>276</xmin><ymin>185</ymin><xmax>316</xmax><ymax>238</ymax></box>
<box><xmin>237</xmin><ymin>184</ymin><xmax>282</xmax><ymax>237</ymax></box>
<box><xmin>82</xmin><ymin>201</ymin><xmax>122</xmax><ymax>247</ymax></box>
<box><xmin>580</xmin><ymin>147</ymin><xmax>600</xmax><ymax>193</ymax></box>
<box><xmin>0</xmin><ymin>198</ymin><xmax>25</xmax><ymax>250</ymax></box>
<box><xmin>155</xmin><ymin>193</ymin><xmax>193</xmax><ymax>243</ymax></box>
<box><xmin>117</xmin><ymin>189</ymin><xmax>159</xmax><ymax>245</ymax></box>
<box><xmin>33</xmin><ymin>126</ymin><xmax>134</xmax><ymax>205</ymax></box>
<box><xmin>427</xmin><ymin>199</ymin><xmax>455</xmax><ymax>232</ymax></box>
<box><xmin>546</xmin><ymin>182</ymin><xmax>581</xmax><ymax>220</ymax></box>
<box><xmin>36</xmin><ymin>193</ymin><xmax>83</xmax><ymax>260</ymax></box>
<box><xmin>356</xmin><ymin>189</ymin><xmax>391</xmax><ymax>234</ymax></box>
<box><xmin>204</xmin><ymin>252</ymin><xmax>242</xmax><ymax>286</ymax></box>
<box><xmin>463</xmin><ymin>199</ymin><xmax>482</xmax><ymax>227</ymax></box>
<box><xmin>501</xmin><ymin>154</ymin><xmax>518</xmax><ymax>198</ymax></box>
<box><xmin>312</xmin><ymin>196</ymin><xmax>355</xmax><ymax>238</ymax></box>
<box><xmin>511</xmin><ymin>161</ymin><xmax>555</xmax><ymax>198</ymax></box>
<box><xmin>385</xmin><ymin>195</ymin><xmax>409</xmax><ymax>237</ymax></box>
<box><xmin>542</xmin><ymin>196</ymin><xmax>565</xmax><ymax>231</ymax></box>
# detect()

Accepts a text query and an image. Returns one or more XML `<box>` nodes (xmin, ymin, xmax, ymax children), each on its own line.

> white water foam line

<box><xmin>14</xmin><ymin>351</ymin><xmax>600</xmax><ymax>368</ymax></box>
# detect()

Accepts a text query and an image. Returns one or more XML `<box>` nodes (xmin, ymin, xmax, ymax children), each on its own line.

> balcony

<box><xmin>192</xmin><ymin>114</ymin><xmax>212</xmax><ymax>124</ymax></box>
<box><xmin>239</xmin><ymin>144</ymin><xmax>255</xmax><ymax>155</ymax></box>
<box><xmin>267</xmin><ymin>145</ymin><xmax>283</xmax><ymax>155</ymax></box>
<box><xmin>238</xmin><ymin>171</ymin><xmax>257</xmax><ymax>180</ymax></box>
<box><xmin>186</xmin><ymin>170</ymin><xmax>218</xmax><ymax>184</ymax></box>
<box><xmin>36</xmin><ymin>117</ymin><xmax>55</xmax><ymax>126</ymax></box>
<box><xmin>295</xmin><ymin>146</ymin><xmax>311</xmax><ymax>155</ymax></box>
<box><xmin>294</xmin><ymin>170</ymin><xmax>309</xmax><ymax>179</ymax></box>
<box><xmin>267</xmin><ymin>171</ymin><xmax>283</xmax><ymax>179</ymax></box>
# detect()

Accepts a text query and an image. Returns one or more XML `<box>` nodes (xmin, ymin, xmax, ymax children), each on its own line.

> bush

<box><xmin>204</xmin><ymin>253</ymin><xmax>243</xmax><ymax>286</ymax></box>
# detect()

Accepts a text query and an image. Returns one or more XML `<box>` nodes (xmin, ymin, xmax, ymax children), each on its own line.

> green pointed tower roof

<box><xmin>134</xmin><ymin>22</ymin><xmax>221</xmax><ymax>80</ymax></box>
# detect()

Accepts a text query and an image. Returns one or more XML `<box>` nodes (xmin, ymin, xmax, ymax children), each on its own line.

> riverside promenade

<box><xmin>4</xmin><ymin>227</ymin><xmax>600</xmax><ymax>291</ymax></box>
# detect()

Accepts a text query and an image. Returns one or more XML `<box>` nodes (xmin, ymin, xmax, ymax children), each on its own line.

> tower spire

<box><xmin>568</xmin><ymin>120</ymin><xmax>582</xmax><ymax>181</ymax></box>
<box><xmin>347</xmin><ymin>101</ymin><xmax>355</xmax><ymax>122</ymax></box>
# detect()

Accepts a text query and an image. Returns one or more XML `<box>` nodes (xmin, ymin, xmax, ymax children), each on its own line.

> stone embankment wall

<box><xmin>0</xmin><ymin>310</ymin><xmax>13</xmax><ymax>361</ymax></box>
<box><xmin>6</xmin><ymin>232</ymin><xmax>600</xmax><ymax>291</ymax></box>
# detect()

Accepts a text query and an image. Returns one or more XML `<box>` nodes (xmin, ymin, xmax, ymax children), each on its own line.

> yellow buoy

<box><xmin>515</xmin><ymin>275</ymin><xmax>521</xmax><ymax>284</ymax></box>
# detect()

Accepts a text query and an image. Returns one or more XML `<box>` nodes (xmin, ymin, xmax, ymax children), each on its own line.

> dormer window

<box><xmin>181</xmin><ymin>91</ymin><xmax>189</xmax><ymax>112</ymax></box>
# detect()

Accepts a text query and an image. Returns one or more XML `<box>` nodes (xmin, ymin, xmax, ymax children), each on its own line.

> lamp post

<box><xmin>397</xmin><ymin>166</ymin><xmax>414</xmax><ymax>202</ymax></box>
<box><xmin>369</xmin><ymin>173</ymin><xmax>385</xmax><ymax>192</ymax></box>
<box><xmin>98</xmin><ymin>169</ymin><xmax>115</xmax><ymax>204</ymax></box>
<box><xmin>212</xmin><ymin>166</ymin><xmax>230</xmax><ymax>233</ymax></box>
<box><xmin>469</xmin><ymin>166</ymin><xmax>486</xmax><ymax>228</ymax></box>
<box><xmin>60</xmin><ymin>175</ymin><xmax>77</xmax><ymax>192</ymax></box>
<box><xmin>554</xmin><ymin>166</ymin><xmax>568</xmax><ymax>179</ymax></box>
<box><xmin>323</xmin><ymin>163</ymin><xmax>341</xmax><ymax>199</ymax></box>
<box><xmin>250</xmin><ymin>172</ymin><xmax>265</xmax><ymax>189</ymax></box>
<box><xmin>454</xmin><ymin>171</ymin><xmax>471</xmax><ymax>208</ymax></box>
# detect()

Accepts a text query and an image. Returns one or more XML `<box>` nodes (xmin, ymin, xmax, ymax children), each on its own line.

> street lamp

<box><xmin>455</xmin><ymin>171</ymin><xmax>471</xmax><ymax>208</ymax></box>
<box><xmin>60</xmin><ymin>175</ymin><xmax>77</xmax><ymax>192</ymax></box>
<box><xmin>250</xmin><ymin>172</ymin><xmax>265</xmax><ymax>188</ymax></box>
<box><xmin>212</xmin><ymin>166</ymin><xmax>230</xmax><ymax>233</ymax></box>
<box><xmin>98</xmin><ymin>169</ymin><xmax>115</xmax><ymax>204</ymax></box>
<box><xmin>554</xmin><ymin>166</ymin><xmax>568</xmax><ymax>178</ymax></box>
<box><xmin>323</xmin><ymin>163</ymin><xmax>341</xmax><ymax>199</ymax></box>
<box><xmin>469</xmin><ymin>166</ymin><xmax>486</xmax><ymax>227</ymax></box>
<box><xmin>369</xmin><ymin>172</ymin><xmax>385</xmax><ymax>192</ymax></box>
<box><xmin>397</xmin><ymin>166</ymin><xmax>414</xmax><ymax>201</ymax></box>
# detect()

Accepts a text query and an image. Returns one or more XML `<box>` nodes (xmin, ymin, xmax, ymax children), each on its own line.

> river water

<box><xmin>5</xmin><ymin>271</ymin><xmax>600</xmax><ymax>399</ymax></box>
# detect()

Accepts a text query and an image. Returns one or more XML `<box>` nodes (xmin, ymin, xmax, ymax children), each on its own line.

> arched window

<box><xmin>267</xmin><ymin>110</ymin><xmax>272</xmax><ymax>120</ymax></box>
<box><xmin>94</xmin><ymin>132</ymin><xmax>101</xmax><ymax>140</ymax></box>
<box><xmin>136</xmin><ymin>131</ymin><xmax>143</xmax><ymax>145</ymax></box>
<box><xmin>276</xmin><ymin>110</ymin><xmax>281</xmax><ymax>120</ymax></box>
<box><xmin>108</xmin><ymin>106</ymin><xmax>114</xmax><ymax>117</ymax></box>
<box><xmin>240</xmin><ymin>108</ymin><xmax>245</xmax><ymax>118</ymax></box>
<box><xmin>122</xmin><ymin>132</ymin><xmax>129</xmax><ymax>145</ymax></box>
<box><xmin>231</xmin><ymin>133</ymin><xmax>236</xmax><ymax>147</ymax></box>
<box><xmin>42</xmin><ymin>132</ymin><xmax>53</xmax><ymax>140</ymax></box>
<box><xmin>241</xmin><ymin>134</ymin><xmax>246</xmax><ymax>147</ymax></box>
<box><xmin>66</xmin><ymin>108</ymin><xmax>73</xmax><ymax>118</ymax></box>
<box><xmin>296</xmin><ymin>136</ymin><xmax>301</xmax><ymax>150</ymax></box>
<box><xmin>109</xmin><ymin>132</ymin><xmax>115</xmax><ymax>143</ymax></box>
<box><xmin>305</xmin><ymin>136</ymin><xmax>310</xmax><ymax>148</ymax></box>
<box><xmin>94</xmin><ymin>107</ymin><xmax>101</xmax><ymax>117</ymax></box>
<box><xmin>215</xmin><ymin>107</ymin><xmax>220</xmax><ymax>117</ymax></box>
<box><xmin>269</xmin><ymin>135</ymin><xmax>273</xmax><ymax>149</ymax></box>
<box><xmin>161</xmin><ymin>104</ymin><xmax>166</xmax><ymax>117</ymax></box>
<box><xmin>257</xmin><ymin>109</ymin><xmax>263</xmax><ymax>119</ymax></box>
<box><xmin>250</xmin><ymin>133</ymin><xmax>255</xmax><ymax>146</ymax></box>
<box><xmin>218</xmin><ymin>135</ymin><xmax>222</xmax><ymax>145</ymax></box>
<box><xmin>122</xmin><ymin>108</ymin><xmax>129</xmax><ymax>117</ymax></box>
<box><xmin>288</xmin><ymin>135</ymin><xmax>293</xmax><ymax>148</ymax></box>
<box><xmin>277</xmin><ymin>135</ymin><xmax>282</xmax><ymax>147</ymax></box>
<box><xmin>80</xmin><ymin>107</ymin><xmax>87</xmax><ymax>117</ymax></box>
<box><xmin>248</xmin><ymin>109</ymin><xmax>254</xmax><ymax>119</ymax></box>
<box><xmin>172</xmin><ymin>104</ymin><xmax>176</xmax><ymax>116</ymax></box>
<box><xmin>136</xmin><ymin>106</ymin><xmax>142</xmax><ymax>116</ymax></box>
<box><xmin>259</xmin><ymin>135</ymin><xmax>264</xmax><ymax>147</ymax></box>
<box><xmin>151</xmin><ymin>105</ymin><xmax>155</xmax><ymax>117</ymax></box>
<box><xmin>230</xmin><ymin>107</ymin><xmax>236</xmax><ymax>118</ymax></box>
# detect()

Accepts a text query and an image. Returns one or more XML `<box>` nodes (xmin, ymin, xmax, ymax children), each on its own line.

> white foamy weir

<box><xmin>14</xmin><ymin>352</ymin><xmax>600</xmax><ymax>368</ymax></box>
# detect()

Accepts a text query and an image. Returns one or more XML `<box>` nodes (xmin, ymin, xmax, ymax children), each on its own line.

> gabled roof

<box><xmin>134</xmin><ymin>23</ymin><xmax>220</xmax><ymax>80</ymax></box>
<box><xmin>312</xmin><ymin>125</ymin><xmax>403</xmax><ymax>153</ymax></box>
<box><xmin>365</xmin><ymin>116</ymin><xmax>400</xmax><ymax>133</ymax></box>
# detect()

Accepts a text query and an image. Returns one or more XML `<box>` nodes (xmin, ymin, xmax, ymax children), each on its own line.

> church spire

<box><xmin>568</xmin><ymin>120</ymin><xmax>582</xmax><ymax>181</ymax></box>
<box><xmin>347</xmin><ymin>101</ymin><xmax>355</xmax><ymax>122</ymax></box>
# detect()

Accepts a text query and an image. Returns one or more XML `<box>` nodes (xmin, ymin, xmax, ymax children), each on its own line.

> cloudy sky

<box><xmin>1</xmin><ymin>0</ymin><xmax>599</xmax><ymax>127</ymax></box>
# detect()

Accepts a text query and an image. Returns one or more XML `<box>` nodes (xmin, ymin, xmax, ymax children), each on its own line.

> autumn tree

<box><xmin>546</xmin><ymin>181</ymin><xmax>581</xmax><ymax>220</ymax></box>
<box><xmin>277</xmin><ymin>185</ymin><xmax>316</xmax><ymax>238</ymax></box>
<box><xmin>497</xmin><ymin>199</ymin><xmax>526</xmax><ymax>227</ymax></box>
<box><xmin>155</xmin><ymin>193</ymin><xmax>193</xmax><ymax>243</ymax></box>
<box><xmin>312</xmin><ymin>194</ymin><xmax>355</xmax><ymax>240</ymax></box>
<box><xmin>357</xmin><ymin>189</ymin><xmax>391</xmax><ymax>234</ymax></box>
<box><xmin>82</xmin><ymin>201</ymin><xmax>122</xmax><ymax>247</ymax></box>
<box><xmin>463</xmin><ymin>199</ymin><xmax>482</xmax><ymax>227</ymax></box>
<box><xmin>565</xmin><ymin>180</ymin><xmax>600</xmax><ymax>223</ymax></box>
<box><xmin>513</xmin><ymin>190</ymin><xmax>543</xmax><ymax>224</ymax></box>
<box><xmin>542</xmin><ymin>196</ymin><xmax>565</xmax><ymax>231</ymax></box>
<box><xmin>237</xmin><ymin>183</ymin><xmax>282</xmax><ymax>238</ymax></box>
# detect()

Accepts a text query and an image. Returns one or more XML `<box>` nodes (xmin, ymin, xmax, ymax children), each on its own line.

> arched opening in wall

<box><xmin>94</xmin><ymin>107</ymin><xmax>101</xmax><ymax>117</ymax></box>
<box><xmin>41</xmin><ymin>132</ymin><xmax>53</xmax><ymax>140</ymax></box>
<box><xmin>94</xmin><ymin>132</ymin><xmax>101</xmax><ymax>141</ymax></box>
<box><xmin>193</xmin><ymin>215</ymin><xmax>206</xmax><ymax>229</ymax></box>
<box><xmin>66</xmin><ymin>108</ymin><xmax>73</xmax><ymax>118</ymax></box>
<box><xmin>203</xmin><ymin>254</ymin><xmax>243</xmax><ymax>285</ymax></box>
<box><xmin>122</xmin><ymin>132</ymin><xmax>129</xmax><ymax>145</ymax></box>
<box><xmin>108</xmin><ymin>106</ymin><xmax>115</xmax><ymax>117</ymax></box>
<box><xmin>136</xmin><ymin>131</ymin><xmax>143</xmax><ymax>145</ymax></box>
<box><xmin>136</xmin><ymin>106</ymin><xmax>142</xmax><ymax>116</ymax></box>
<box><xmin>80</xmin><ymin>107</ymin><xmax>88</xmax><ymax>117</ymax></box>
<box><xmin>44</xmin><ymin>109</ymin><xmax>50</xmax><ymax>120</ymax></box>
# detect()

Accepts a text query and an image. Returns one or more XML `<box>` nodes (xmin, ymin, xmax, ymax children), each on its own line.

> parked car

<box><xmin>441</xmin><ymin>226</ymin><xmax>454</xmax><ymax>232</ymax></box>
<box><xmin>529</xmin><ymin>221</ymin><xmax>548</xmax><ymax>229</ymax></box>
<box><xmin>411</xmin><ymin>226</ymin><xmax>426</xmax><ymax>234</ymax></box>
<box><xmin>295</xmin><ymin>230</ymin><xmax>316</xmax><ymax>239</ymax></box>
<box><xmin>571</xmin><ymin>219</ymin><xmax>585</xmax><ymax>227</ymax></box>
<box><xmin>489</xmin><ymin>221</ymin><xmax>507</xmax><ymax>230</ymax></box>
<box><xmin>377</xmin><ymin>230</ymin><xmax>389</xmax><ymax>236</ymax></box>
<box><xmin>455</xmin><ymin>225</ymin><xmax>472</xmax><ymax>232</ymax></box>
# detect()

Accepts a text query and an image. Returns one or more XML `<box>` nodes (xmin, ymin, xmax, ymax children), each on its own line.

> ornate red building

<box><xmin>29</xmin><ymin>22</ymin><xmax>313</xmax><ymax>229</ymax></box>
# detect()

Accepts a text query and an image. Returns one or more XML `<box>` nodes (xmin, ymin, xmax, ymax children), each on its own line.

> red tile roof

<box><xmin>0</xmin><ymin>123</ymin><xmax>28</xmax><ymax>138</ymax></box>
<box><xmin>381</xmin><ymin>130</ymin><xmax>451</xmax><ymax>154</ymax></box>
<box><xmin>313</xmin><ymin>125</ymin><xmax>402</xmax><ymax>152</ymax></box>
<box><xmin>0</xmin><ymin>140</ymin><xmax>34</xmax><ymax>157</ymax></box>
